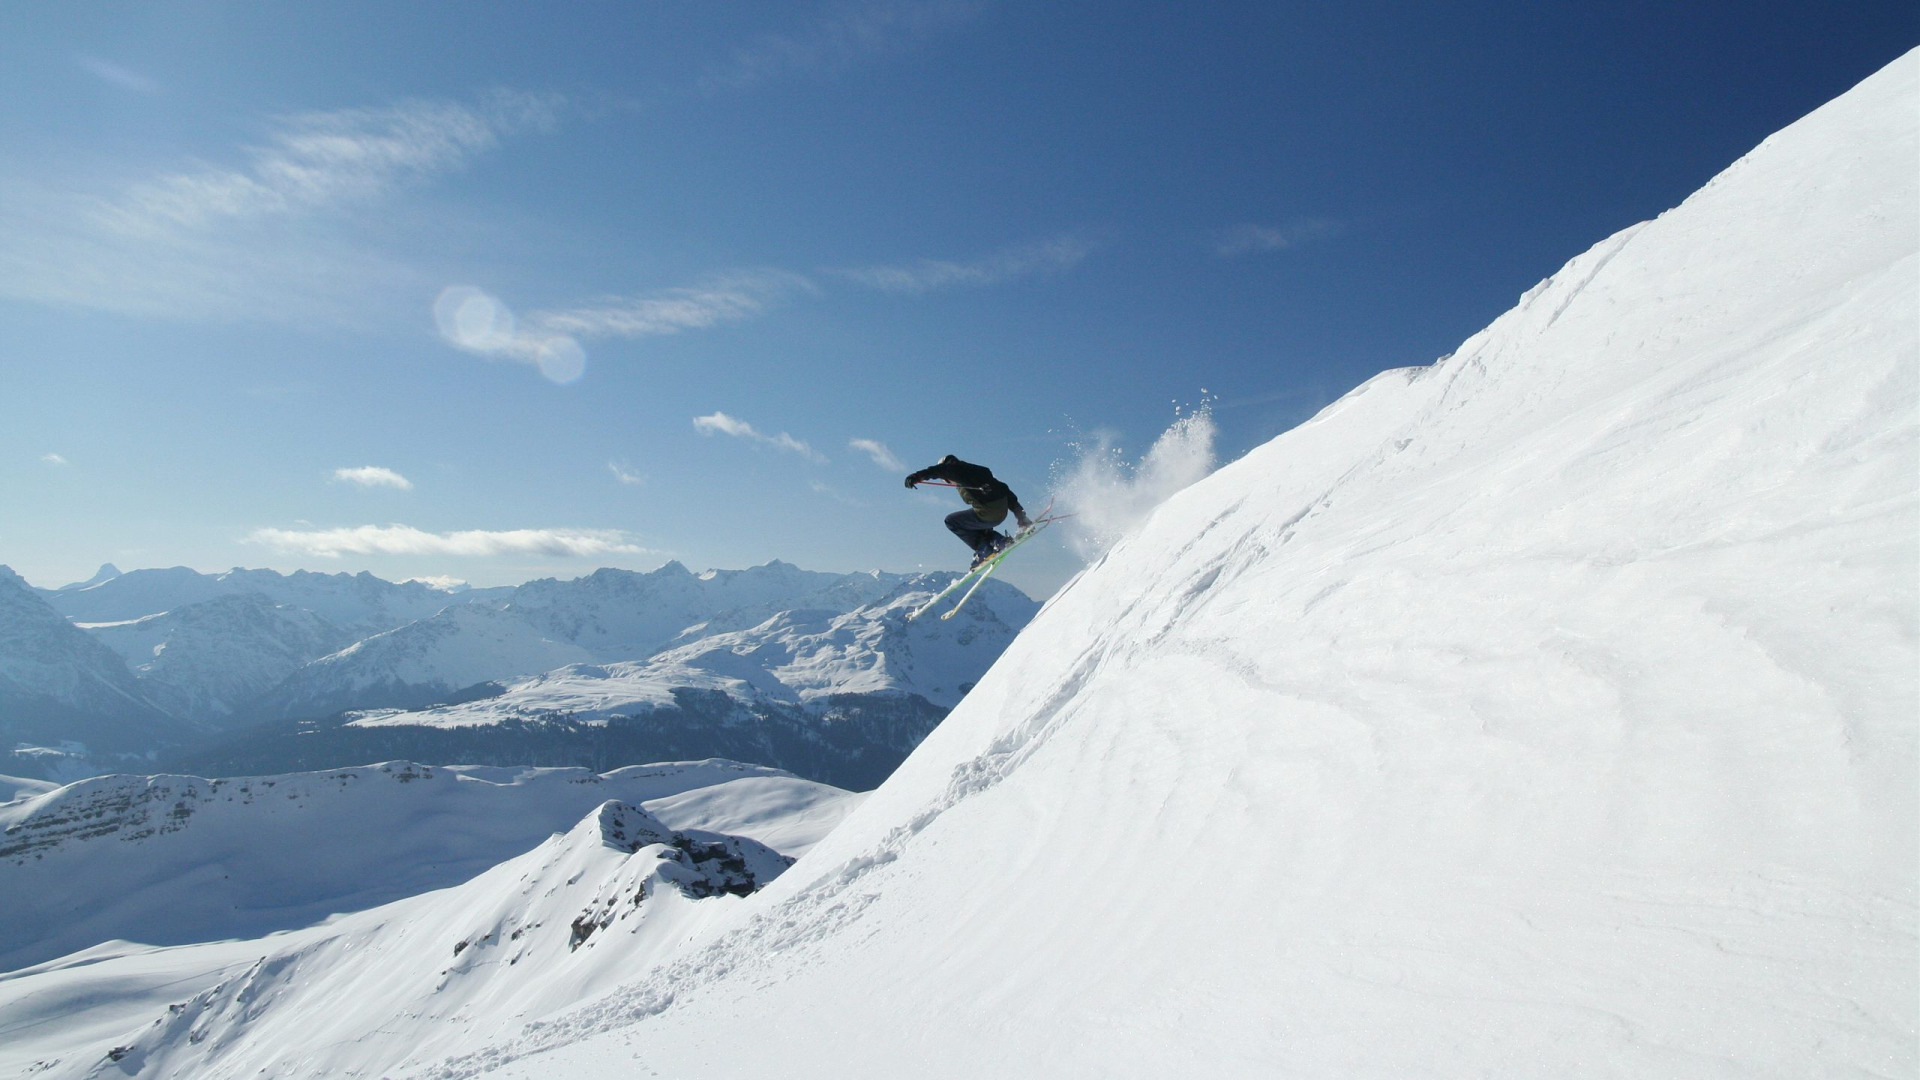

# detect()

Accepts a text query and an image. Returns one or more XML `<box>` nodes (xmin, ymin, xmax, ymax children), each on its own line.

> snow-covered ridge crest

<box><xmin>0</xmin><ymin>757</ymin><xmax>834</xmax><ymax>973</ymax></box>
<box><xmin>18</xmin><ymin>792</ymin><xmax>801</xmax><ymax>1080</ymax></box>
<box><xmin>409</xmin><ymin>51</ymin><xmax>1919</xmax><ymax>1078</ymax></box>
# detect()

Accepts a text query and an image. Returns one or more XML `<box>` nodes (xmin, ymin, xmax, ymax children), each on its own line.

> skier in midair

<box><xmin>905</xmin><ymin>455</ymin><xmax>1034</xmax><ymax>568</ymax></box>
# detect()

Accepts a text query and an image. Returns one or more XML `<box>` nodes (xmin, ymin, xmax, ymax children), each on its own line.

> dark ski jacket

<box><xmin>906</xmin><ymin>456</ymin><xmax>1029</xmax><ymax>527</ymax></box>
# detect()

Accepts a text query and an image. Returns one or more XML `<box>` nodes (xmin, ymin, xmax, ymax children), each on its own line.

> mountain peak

<box><xmin>57</xmin><ymin>563</ymin><xmax>123</xmax><ymax>591</ymax></box>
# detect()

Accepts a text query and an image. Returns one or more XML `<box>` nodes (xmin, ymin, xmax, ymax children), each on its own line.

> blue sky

<box><xmin>3</xmin><ymin>2</ymin><xmax>1913</xmax><ymax>599</ymax></box>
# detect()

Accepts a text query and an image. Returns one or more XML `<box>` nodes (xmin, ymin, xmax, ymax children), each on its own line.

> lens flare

<box><xmin>433</xmin><ymin>285</ymin><xmax>516</xmax><ymax>351</ymax></box>
<box><xmin>433</xmin><ymin>285</ymin><xmax>589</xmax><ymax>384</ymax></box>
<box><xmin>533</xmin><ymin>335</ymin><xmax>587</xmax><ymax>384</ymax></box>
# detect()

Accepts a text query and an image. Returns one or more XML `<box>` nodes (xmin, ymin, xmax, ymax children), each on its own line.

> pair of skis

<box><xmin>907</xmin><ymin>502</ymin><xmax>1070</xmax><ymax>622</ymax></box>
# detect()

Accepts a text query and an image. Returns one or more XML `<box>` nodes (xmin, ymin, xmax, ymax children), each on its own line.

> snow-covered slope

<box><xmin>0</xmin><ymin>774</ymin><xmax>57</xmax><ymax>802</ymax></box>
<box><xmin>0</xmin><ymin>567</ymin><xmax>192</xmax><ymax>779</ymax></box>
<box><xmin>1</xmin><ymin>778</ymin><xmax>856</xmax><ymax>1080</ymax></box>
<box><xmin>0</xmin><ymin>757</ymin><xmax>853</xmax><ymax>972</ymax></box>
<box><xmin>397</xmin><ymin>51</ymin><xmax>1918</xmax><ymax>1079</ymax></box>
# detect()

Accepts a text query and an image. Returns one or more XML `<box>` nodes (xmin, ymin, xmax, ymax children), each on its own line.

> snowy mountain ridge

<box><xmin>0</xmin><ymin>757</ymin><xmax>858</xmax><ymax>973</ymax></box>
<box><xmin>256</xmin><ymin>561</ymin><xmax>1034</xmax><ymax>721</ymax></box>
<box><xmin>0</xmin><ymin>761</ymin><xmax>858</xmax><ymax>1079</ymax></box>
<box><xmin>39</xmin><ymin>565</ymin><xmax>503</xmax><ymax>633</ymax></box>
<box><xmin>54</xmin><ymin>564</ymin><xmax>121</xmax><ymax>592</ymax></box>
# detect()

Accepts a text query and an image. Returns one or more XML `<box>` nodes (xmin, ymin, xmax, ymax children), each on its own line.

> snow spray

<box><xmin>1050</xmin><ymin>398</ymin><xmax>1217</xmax><ymax>561</ymax></box>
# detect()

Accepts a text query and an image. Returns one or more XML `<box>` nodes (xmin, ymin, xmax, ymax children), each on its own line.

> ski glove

<box><xmin>1016</xmin><ymin>514</ymin><xmax>1033</xmax><ymax>530</ymax></box>
<box><xmin>904</xmin><ymin>470</ymin><xmax>928</xmax><ymax>489</ymax></box>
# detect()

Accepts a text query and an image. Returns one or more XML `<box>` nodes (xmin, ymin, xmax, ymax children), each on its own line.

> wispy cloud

<box><xmin>41</xmin><ymin>453</ymin><xmax>69</xmax><ymax>467</ymax></box>
<box><xmin>701</xmin><ymin>0</ymin><xmax>983</xmax><ymax>94</ymax></box>
<box><xmin>1214</xmin><ymin>218</ymin><xmax>1343</xmax><ymax>257</ymax></box>
<box><xmin>333</xmin><ymin>465</ymin><xmax>413</xmax><ymax>490</ymax></box>
<box><xmin>608</xmin><ymin>461</ymin><xmax>645</xmax><ymax>486</ymax></box>
<box><xmin>100</xmin><ymin>92</ymin><xmax>561</xmax><ymax>235</ymax></box>
<box><xmin>837</xmin><ymin>234</ymin><xmax>1095</xmax><ymax>294</ymax></box>
<box><xmin>245</xmin><ymin>524</ymin><xmax>646</xmax><ymax>559</ymax></box>
<box><xmin>809</xmin><ymin>480</ymin><xmax>865</xmax><ymax>506</ymax></box>
<box><xmin>434</xmin><ymin>270</ymin><xmax>811</xmax><ymax>385</ymax></box>
<box><xmin>848</xmin><ymin>437</ymin><xmax>905</xmax><ymax>471</ymax></box>
<box><xmin>536</xmin><ymin>269</ymin><xmax>814</xmax><ymax>338</ymax></box>
<box><xmin>0</xmin><ymin>92</ymin><xmax>563</xmax><ymax>324</ymax></box>
<box><xmin>76</xmin><ymin>55</ymin><xmax>161</xmax><ymax>95</ymax></box>
<box><xmin>693</xmin><ymin>411</ymin><xmax>826</xmax><ymax>462</ymax></box>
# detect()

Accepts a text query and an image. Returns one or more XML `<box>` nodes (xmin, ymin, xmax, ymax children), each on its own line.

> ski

<box><xmin>907</xmin><ymin>560</ymin><xmax>994</xmax><ymax>621</ymax></box>
<box><xmin>906</xmin><ymin>500</ymin><xmax>1071</xmax><ymax>623</ymax></box>
<box><xmin>937</xmin><ymin>514</ymin><xmax>1068</xmax><ymax>621</ymax></box>
<box><xmin>939</xmin><ymin>544</ymin><xmax>1011</xmax><ymax>620</ymax></box>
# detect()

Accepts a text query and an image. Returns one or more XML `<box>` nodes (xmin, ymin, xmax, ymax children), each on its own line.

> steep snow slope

<box><xmin>0</xmin><ymin>758</ymin><xmax>847</xmax><ymax>972</ymax></box>
<box><xmin>417</xmin><ymin>52</ymin><xmax>1918</xmax><ymax>1079</ymax></box>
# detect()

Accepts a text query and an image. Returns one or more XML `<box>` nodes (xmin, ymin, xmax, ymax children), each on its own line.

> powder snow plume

<box><xmin>1051</xmin><ymin>400</ymin><xmax>1217</xmax><ymax>560</ymax></box>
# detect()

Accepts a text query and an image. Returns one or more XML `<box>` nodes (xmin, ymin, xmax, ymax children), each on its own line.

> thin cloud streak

<box><xmin>333</xmin><ymin>466</ymin><xmax>414</xmax><ymax>490</ymax></box>
<box><xmin>837</xmin><ymin>234</ymin><xmax>1095</xmax><ymax>294</ymax></box>
<box><xmin>1214</xmin><ymin>218</ymin><xmax>1343</xmax><ymax>257</ymax></box>
<box><xmin>849</xmin><ymin>438</ymin><xmax>905</xmax><ymax>471</ymax></box>
<box><xmin>245</xmin><ymin>524</ymin><xmax>646</xmax><ymax>559</ymax></box>
<box><xmin>97</xmin><ymin>92</ymin><xmax>562</xmax><ymax>235</ymax></box>
<box><xmin>41</xmin><ymin>453</ymin><xmax>69</xmax><ymax>467</ymax></box>
<box><xmin>693</xmin><ymin>411</ymin><xmax>826</xmax><ymax>463</ymax></box>
<box><xmin>534</xmin><ymin>269</ymin><xmax>814</xmax><ymax>338</ymax></box>
<box><xmin>608</xmin><ymin>461</ymin><xmax>646</xmax><ymax>486</ymax></box>
<box><xmin>77</xmin><ymin>55</ymin><xmax>161</xmax><ymax>95</ymax></box>
<box><xmin>700</xmin><ymin>0</ymin><xmax>983</xmax><ymax>94</ymax></box>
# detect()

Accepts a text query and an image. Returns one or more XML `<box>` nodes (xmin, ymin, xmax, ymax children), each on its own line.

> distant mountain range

<box><xmin>0</xmin><ymin>566</ymin><xmax>200</xmax><ymax>776</ymax></box>
<box><xmin>3</xmin><ymin>561</ymin><xmax>1037</xmax><ymax>787</ymax></box>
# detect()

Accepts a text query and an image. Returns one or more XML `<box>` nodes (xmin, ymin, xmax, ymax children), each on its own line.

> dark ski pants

<box><xmin>945</xmin><ymin>509</ymin><xmax>1006</xmax><ymax>553</ymax></box>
